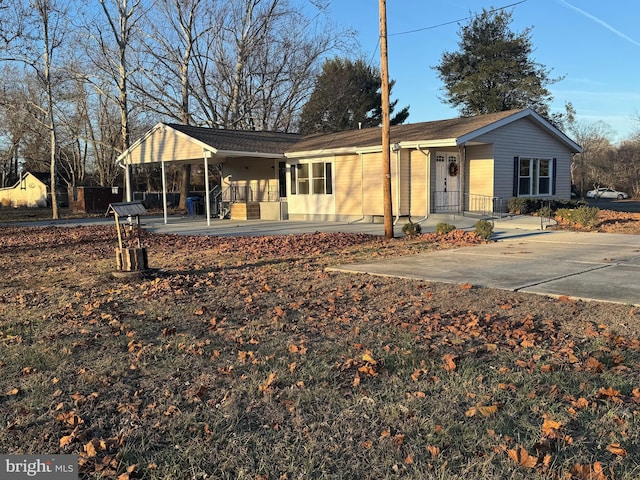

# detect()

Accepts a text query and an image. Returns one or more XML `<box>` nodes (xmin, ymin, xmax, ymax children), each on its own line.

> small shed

<box><xmin>0</xmin><ymin>172</ymin><xmax>48</xmax><ymax>208</ymax></box>
<box><xmin>106</xmin><ymin>201</ymin><xmax>148</xmax><ymax>271</ymax></box>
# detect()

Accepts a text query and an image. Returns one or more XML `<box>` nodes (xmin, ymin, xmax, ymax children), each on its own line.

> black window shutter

<box><xmin>513</xmin><ymin>157</ymin><xmax>519</xmax><ymax>197</ymax></box>
<box><xmin>552</xmin><ymin>158</ymin><xmax>557</xmax><ymax>195</ymax></box>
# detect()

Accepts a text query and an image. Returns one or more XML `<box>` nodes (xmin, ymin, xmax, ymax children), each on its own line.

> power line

<box><xmin>389</xmin><ymin>0</ymin><xmax>528</xmax><ymax>37</ymax></box>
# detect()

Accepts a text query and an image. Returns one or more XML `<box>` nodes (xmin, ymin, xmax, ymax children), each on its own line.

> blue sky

<box><xmin>323</xmin><ymin>0</ymin><xmax>640</xmax><ymax>142</ymax></box>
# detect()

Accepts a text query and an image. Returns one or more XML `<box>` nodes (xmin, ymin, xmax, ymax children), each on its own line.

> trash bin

<box><xmin>187</xmin><ymin>197</ymin><xmax>202</xmax><ymax>216</ymax></box>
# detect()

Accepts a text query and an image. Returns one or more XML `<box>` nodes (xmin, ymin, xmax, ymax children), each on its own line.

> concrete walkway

<box><xmin>328</xmin><ymin>229</ymin><xmax>640</xmax><ymax>306</ymax></box>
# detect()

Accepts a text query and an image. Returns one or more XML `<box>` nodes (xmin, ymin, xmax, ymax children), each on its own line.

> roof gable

<box><xmin>288</xmin><ymin>109</ymin><xmax>581</xmax><ymax>154</ymax></box>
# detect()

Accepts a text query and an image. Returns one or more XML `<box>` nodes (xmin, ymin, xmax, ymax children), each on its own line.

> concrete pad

<box><xmin>328</xmin><ymin>231</ymin><xmax>640</xmax><ymax>306</ymax></box>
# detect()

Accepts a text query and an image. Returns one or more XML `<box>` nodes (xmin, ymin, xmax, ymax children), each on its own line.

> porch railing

<box><xmin>463</xmin><ymin>193</ymin><xmax>505</xmax><ymax>218</ymax></box>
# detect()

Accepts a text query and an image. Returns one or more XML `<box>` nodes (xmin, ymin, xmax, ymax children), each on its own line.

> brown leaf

<box><xmin>427</xmin><ymin>445</ymin><xmax>440</xmax><ymax>458</ymax></box>
<box><xmin>599</xmin><ymin>387</ymin><xmax>621</xmax><ymax>398</ymax></box>
<box><xmin>441</xmin><ymin>353</ymin><xmax>457</xmax><ymax>372</ymax></box>
<box><xmin>507</xmin><ymin>446</ymin><xmax>537</xmax><ymax>468</ymax></box>
<box><xmin>477</xmin><ymin>405</ymin><xmax>499</xmax><ymax>417</ymax></box>
<box><xmin>570</xmin><ymin>462</ymin><xmax>608</xmax><ymax>480</ymax></box>
<box><xmin>606</xmin><ymin>443</ymin><xmax>627</xmax><ymax>457</ymax></box>
<box><xmin>259</xmin><ymin>372</ymin><xmax>277</xmax><ymax>392</ymax></box>
<box><xmin>585</xmin><ymin>357</ymin><xmax>605</xmax><ymax>372</ymax></box>
<box><xmin>460</xmin><ymin>283</ymin><xmax>473</xmax><ymax>290</ymax></box>
<box><xmin>361</xmin><ymin>351</ymin><xmax>377</xmax><ymax>365</ymax></box>
<box><xmin>542</xmin><ymin>418</ymin><xmax>562</xmax><ymax>437</ymax></box>
<box><xmin>84</xmin><ymin>440</ymin><xmax>97</xmax><ymax>458</ymax></box>
<box><xmin>60</xmin><ymin>434</ymin><xmax>75</xmax><ymax>448</ymax></box>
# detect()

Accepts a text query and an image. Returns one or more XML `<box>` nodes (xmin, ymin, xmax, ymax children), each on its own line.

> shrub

<box><xmin>508</xmin><ymin>197</ymin><xmax>525</xmax><ymax>214</ymax></box>
<box><xmin>556</xmin><ymin>206</ymin><xmax>599</xmax><ymax>228</ymax></box>
<box><xmin>402</xmin><ymin>221</ymin><xmax>421</xmax><ymax>237</ymax></box>
<box><xmin>435</xmin><ymin>222</ymin><xmax>456</xmax><ymax>235</ymax></box>
<box><xmin>474</xmin><ymin>220</ymin><xmax>494</xmax><ymax>240</ymax></box>
<box><xmin>537</xmin><ymin>205</ymin><xmax>553</xmax><ymax>219</ymax></box>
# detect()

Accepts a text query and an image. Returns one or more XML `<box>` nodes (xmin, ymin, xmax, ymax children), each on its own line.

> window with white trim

<box><xmin>517</xmin><ymin>157</ymin><xmax>552</xmax><ymax>196</ymax></box>
<box><xmin>291</xmin><ymin>162</ymin><xmax>332</xmax><ymax>195</ymax></box>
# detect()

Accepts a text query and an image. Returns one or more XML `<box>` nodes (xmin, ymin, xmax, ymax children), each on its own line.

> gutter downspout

<box><xmin>414</xmin><ymin>145</ymin><xmax>430</xmax><ymax>224</ymax></box>
<box><xmin>161</xmin><ymin>160</ymin><xmax>168</xmax><ymax>224</ymax></box>
<box><xmin>348</xmin><ymin>151</ymin><xmax>366</xmax><ymax>224</ymax></box>
<box><xmin>393</xmin><ymin>144</ymin><xmax>401</xmax><ymax>225</ymax></box>
<box><xmin>459</xmin><ymin>145</ymin><xmax>466</xmax><ymax>216</ymax></box>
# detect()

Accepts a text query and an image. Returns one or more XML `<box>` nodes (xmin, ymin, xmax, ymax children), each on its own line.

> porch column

<box><xmin>203</xmin><ymin>150</ymin><xmax>211</xmax><ymax>226</ymax></box>
<box><xmin>161</xmin><ymin>160</ymin><xmax>168</xmax><ymax>224</ymax></box>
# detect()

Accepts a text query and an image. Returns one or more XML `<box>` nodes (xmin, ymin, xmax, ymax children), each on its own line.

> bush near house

<box><xmin>508</xmin><ymin>197</ymin><xmax>585</xmax><ymax>215</ymax></box>
<box><xmin>401</xmin><ymin>221</ymin><xmax>422</xmax><ymax>237</ymax></box>
<box><xmin>435</xmin><ymin>222</ymin><xmax>456</xmax><ymax>235</ymax></box>
<box><xmin>474</xmin><ymin>219</ymin><xmax>494</xmax><ymax>240</ymax></box>
<box><xmin>555</xmin><ymin>206</ymin><xmax>600</xmax><ymax>228</ymax></box>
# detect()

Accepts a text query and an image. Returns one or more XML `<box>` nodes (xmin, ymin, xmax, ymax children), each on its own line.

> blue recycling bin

<box><xmin>186</xmin><ymin>197</ymin><xmax>196</xmax><ymax>216</ymax></box>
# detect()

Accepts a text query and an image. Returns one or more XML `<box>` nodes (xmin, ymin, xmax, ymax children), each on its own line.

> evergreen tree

<box><xmin>434</xmin><ymin>8</ymin><xmax>559</xmax><ymax>117</ymax></box>
<box><xmin>299</xmin><ymin>57</ymin><xmax>409</xmax><ymax>134</ymax></box>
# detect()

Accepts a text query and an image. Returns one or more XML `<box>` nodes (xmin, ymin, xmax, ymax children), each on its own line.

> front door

<box><xmin>434</xmin><ymin>152</ymin><xmax>460</xmax><ymax>212</ymax></box>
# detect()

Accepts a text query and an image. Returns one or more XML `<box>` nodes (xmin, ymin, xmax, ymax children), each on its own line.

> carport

<box><xmin>116</xmin><ymin>123</ymin><xmax>300</xmax><ymax>226</ymax></box>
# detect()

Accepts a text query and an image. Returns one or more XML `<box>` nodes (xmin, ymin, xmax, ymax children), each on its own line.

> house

<box><xmin>0</xmin><ymin>172</ymin><xmax>48</xmax><ymax>208</ymax></box>
<box><xmin>116</xmin><ymin>108</ymin><xmax>582</xmax><ymax>224</ymax></box>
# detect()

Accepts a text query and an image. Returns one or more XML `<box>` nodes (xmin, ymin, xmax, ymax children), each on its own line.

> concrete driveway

<box><xmin>328</xmin><ymin>230</ymin><xmax>640</xmax><ymax>306</ymax></box>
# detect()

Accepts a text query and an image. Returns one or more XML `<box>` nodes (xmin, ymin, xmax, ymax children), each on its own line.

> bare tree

<box><xmin>192</xmin><ymin>0</ymin><xmax>352</xmax><ymax>131</ymax></box>
<box><xmin>136</xmin><ymin>0</ymin><xmax>216</xmax><ymax>209</ymax></box>
<box><xmin>85</xmin><ymin>0</ymin><xmax>146</xmax><ymax>200</ymax></box>
<box><xmin>567</xmin><ymin>120</ymin><xmax>613</xmax><ymax>196</ymax></box>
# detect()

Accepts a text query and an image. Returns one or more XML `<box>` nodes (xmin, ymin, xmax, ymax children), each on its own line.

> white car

<box><xmin>586</xmin><ymin>187</ymin><xmax>628</xmax><ymax>199</ymax></box>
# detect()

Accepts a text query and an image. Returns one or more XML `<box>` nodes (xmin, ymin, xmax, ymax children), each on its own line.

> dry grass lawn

<box><xmin>1</xmin><ymin>209</ymin><xmax>639</xmax><ymax>479</ymax></box>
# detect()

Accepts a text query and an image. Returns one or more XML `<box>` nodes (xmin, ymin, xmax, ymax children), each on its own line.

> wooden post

<box><xmin>379</xmin><ymin>0</ymin><xmax>394</xmax><ymax>239</ymax></box>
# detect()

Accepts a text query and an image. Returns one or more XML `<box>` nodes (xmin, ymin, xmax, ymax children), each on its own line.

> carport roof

<box><xmin>167</xmin><ymin>123</ymin><xmax>301</xmax><ymax>155</ymax></box>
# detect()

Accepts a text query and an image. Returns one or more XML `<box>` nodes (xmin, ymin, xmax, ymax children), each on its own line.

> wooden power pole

<box><xmin>379</xmin><ymin>0</ymin><xmax>393</xmax><ymax>239</ymax></box>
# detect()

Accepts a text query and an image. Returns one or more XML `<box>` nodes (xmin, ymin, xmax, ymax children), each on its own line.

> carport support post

<box><xmin>203</xmin><ymin>150</ymin><xmax>211</xmax><ymax>226</ymax></box>
<box><xmin>161</xmin><ymin>160</ymin><xmax>168</xmax><ymax>224</ymax></box>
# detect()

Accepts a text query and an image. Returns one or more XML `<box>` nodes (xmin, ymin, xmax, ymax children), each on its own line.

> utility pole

<box><xmin>379</xmin><ymin>0</ymin><xmax>393</xmax><ymax>239</ymax></box>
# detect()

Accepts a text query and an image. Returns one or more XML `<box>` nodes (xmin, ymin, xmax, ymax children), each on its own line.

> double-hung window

<box><xmin>291</xmin><ymin>162</ymin><xmax>332</xmax><ymax>195</ymax></box>
<box><xmin>516</xmin><ymin>157</ymin><xmax>554</xmax><ymax>196</ymax></box>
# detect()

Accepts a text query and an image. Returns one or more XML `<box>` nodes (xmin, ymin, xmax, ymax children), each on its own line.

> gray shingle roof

<box><xmin>289</xmin><ymin>109</ymin><xmax>524</xmax><ymax>152</ymax></box>
<box><xmin>164</xmin><ymin>109</ymin><xmax>561</xmax><ymax>155</ymax></box>
<box><xmin>167</xmin><ymin>123</ymin><xmax>301</xmax><ymax>155</ymax></box>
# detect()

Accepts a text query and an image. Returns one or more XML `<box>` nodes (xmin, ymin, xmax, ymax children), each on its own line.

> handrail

<box><xmin>463</xmin><ymin>193</ymin><xmax>504</xmax><ymax>218</ymax></box>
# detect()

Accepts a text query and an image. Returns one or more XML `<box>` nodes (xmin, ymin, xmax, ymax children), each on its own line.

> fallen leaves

<box><xmin>441</xmin><ymin>353</ymin><xmax>457</xmax><ymax>372</ymax></box>
<box><xmin>507</xmin><ymin>446</ymin><xmax>537</xmax><ymax>468</ymax></box>
<box><xmin>258</xmin><ymin>372</ymin><xmax>277</xmax><ymax>393</ymax></box>
<box><xmin>4</xmin><ymin>223</ymin><xmax>640</xmax><ymax>479</ymax></box>
<box><xmin>465</xmin><ymin>404</ymin><xmax>499</xmax><ymax>418</ymax></box>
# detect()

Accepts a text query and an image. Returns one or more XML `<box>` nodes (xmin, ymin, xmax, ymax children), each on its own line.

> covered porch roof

<box><xmin>117</xmin><ymin>123</ymin><xmax>302</xmax><ymax>167</ymax></box>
